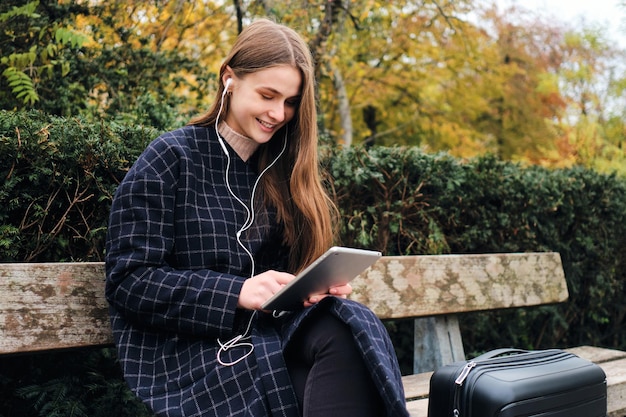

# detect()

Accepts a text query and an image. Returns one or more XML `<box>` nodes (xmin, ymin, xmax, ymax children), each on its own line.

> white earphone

<box><xmin>214</xmin><ymin>73</ymin><xmax>288</xmax><ymax>366</ymax></box>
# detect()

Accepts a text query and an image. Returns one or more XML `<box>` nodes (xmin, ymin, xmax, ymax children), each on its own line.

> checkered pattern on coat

<box><xmin>105</xmin><ymin>125</ymin><xmax>409</xmax><ymax>417</ymax></box>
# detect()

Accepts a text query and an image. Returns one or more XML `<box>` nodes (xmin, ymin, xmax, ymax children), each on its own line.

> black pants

<box><xmin>284</xmin><ymin>308</ymin><xmax>385</xmax><ymax>417</ymax></box>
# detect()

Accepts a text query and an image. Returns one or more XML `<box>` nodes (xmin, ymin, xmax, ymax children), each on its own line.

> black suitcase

<box><xmin>427</xmin><ymin>348</ymin><xmax>607</xmax><ymax>417</ymax></box>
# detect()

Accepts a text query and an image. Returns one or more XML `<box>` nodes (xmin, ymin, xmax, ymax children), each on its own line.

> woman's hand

<box><xmin>304</xmin><ymin>283</ymin><xmax>353</xmax><ymax>307</ymax></box>
<box><xmin>237</xmin><ymin>271</ymin><xmax>354</xmax><ymax>310</ymax></box>
<box><xmin>238</xmin><ymin>270</ymin><xmax>295</xmax><ymax>310</ymax></box>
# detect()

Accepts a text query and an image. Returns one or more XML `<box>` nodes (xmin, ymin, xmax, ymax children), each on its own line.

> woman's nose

<box><xmin>268</xmin><ymin>101</ymin><xmax>285</xmax><ymax>122</ymax></box>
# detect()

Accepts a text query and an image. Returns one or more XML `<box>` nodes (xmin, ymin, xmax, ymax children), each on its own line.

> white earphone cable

<box><xmin>216</xmin><ymin>311</ymin><xmax>256</xmax><ymax>366</ymax></box>
<box><xmin>214</xmin><ymin>79</ymin><xmax>288</xmax><ymax>366</ymax></box>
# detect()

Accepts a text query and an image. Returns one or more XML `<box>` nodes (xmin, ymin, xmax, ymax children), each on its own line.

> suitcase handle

<box><xmin>472</xmin><ymin>348</ymin><xmax>530</xmax><ymax>361</ymax></box>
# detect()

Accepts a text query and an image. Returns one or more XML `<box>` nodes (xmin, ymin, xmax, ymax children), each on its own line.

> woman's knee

<box><xmin>288</xmin><ymin>308</ymin><xmax>358</xmax><ymax>363</ymax></box>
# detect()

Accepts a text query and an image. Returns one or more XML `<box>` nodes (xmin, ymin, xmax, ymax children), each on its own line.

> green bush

<box><xmin>0</xmin><ymin>110</ymin><xmax>159</xmax><ymax>261</ymax></box>
<box><xmin>2</xmin><ymin>111</ymin><xmax>626</xmax><ymax>412</ymax></box>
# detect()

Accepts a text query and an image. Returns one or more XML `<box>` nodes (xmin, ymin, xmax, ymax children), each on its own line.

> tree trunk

<box><xmin>332</xmin><ymin>66</ymin><xmax>353</xmax><ymax>147</ymax></box>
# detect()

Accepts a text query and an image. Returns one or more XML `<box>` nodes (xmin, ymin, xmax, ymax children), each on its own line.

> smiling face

<box><xmin>223</xmin><ymin>65</ymin><xmax>302</xmax><ymax>145</ymax></box>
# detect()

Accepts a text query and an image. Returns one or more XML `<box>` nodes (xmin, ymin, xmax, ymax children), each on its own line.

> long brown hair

<box><xmin>189</xmin><ymin>19</ymin><xmax>338</xmax><ymax>273</ymax></box>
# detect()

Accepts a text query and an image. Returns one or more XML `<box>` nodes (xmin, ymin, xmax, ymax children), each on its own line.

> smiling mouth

<box><xmin>257</xmin><ymin>119</ymin><xmax>276</xmax><ymax>130</ymax></box>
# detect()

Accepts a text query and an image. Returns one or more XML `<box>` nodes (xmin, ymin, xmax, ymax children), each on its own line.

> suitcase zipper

<box><xmin>454</xmin><ymin>361</ymin><xmax>477</xmax><ymax>386</ymax></box>
<box><xmin>453</xmin><ymin>361</ymin><xmax>476</xmax><ymax>416</ymax></box>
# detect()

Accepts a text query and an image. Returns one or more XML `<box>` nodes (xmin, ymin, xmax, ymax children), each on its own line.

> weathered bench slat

<box><xmin>0</xmin><ymin>252</ymin><xmax>566</xmax><ymax>355</ymax></box>
<box><xmin>0</xmin><ymin>262</ymin><xmax>111</xmax><ymax>354</ymax></box>
<box><xmin>406</xmin><ymin>398</ymin><xmax>429</xmax><ymax>417</ymax></box>
<box><xmin>401</xmin><ymin>372</ymin><xmax>432</xmax><ymax>401</ymax></box>
<box><xmin>349</xmin><ymin>252</ymin><xmax>568</xmax><ymax>319</ymax></box>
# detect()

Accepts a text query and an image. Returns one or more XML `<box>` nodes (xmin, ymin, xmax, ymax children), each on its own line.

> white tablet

<box><xmin>261</xmin><ymin>246</ymin><xmax>382</xmax><ymax>311</ymax></box>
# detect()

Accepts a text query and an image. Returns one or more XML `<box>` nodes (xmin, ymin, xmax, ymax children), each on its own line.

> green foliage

<box><xmin>0</xmin><ymin>110</ymin><xmax>158</xmax><ymax>261</ymax></box>
<box><xmin>0</xmin><ymin>0</ymin><xmax>90</xmax><ymax>111</ymax></box>
<box><xmin>0</xmin><ymin>1</ymin><xmax>40</xmax><ymax>106</ymax></box>
<box><xmin>84</xmin><ymin>46</ymin><xmax>200</xmax><ymax>130</ymax></box>
<box><xmin>0</xmin><ymin>1</ymin><xmax>39</xmax><ymax>21</ymax></box>
<box><xmin>2</xmin><ymin>66</ymin><xmax>39</xmax><ymax>105</ymax></box>
<box><xmin>326</xmin><ymin>145</ymin><xmax>458</xmax><ymax>255</ymax></box>
<box><xmin>54</xmin><ymin>27</ymin><xmax>87</xmax><ymax>49</ymax></box>
<box><xmin>0</xmin><ymin>0</ymin><xmax>206</xmax><ymax>127</ymax></box>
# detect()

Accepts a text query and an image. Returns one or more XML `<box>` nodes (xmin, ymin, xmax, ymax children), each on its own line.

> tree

<box><xmin>317</xmin><ymin>1</ymin><xmax>482</xmax><ymax>149</ymax></box>
<box><xmin>1</xmin><ymin>0</ymin><xmax>623</xmax><ymax>172</ymax></box>
<box><xmin>552</xmin><ymin>26</ymin><xmax>626</xmax><ymax>173</ymax></box>
<box><xmin>0</xmin><ymin>0</ymin><xmax>218</xmax><ymax>129</ymax></box>
<box><xmin>0</xmin><ymin>0</ymin><xmax>88</xmax><ymax>112</ymax></box>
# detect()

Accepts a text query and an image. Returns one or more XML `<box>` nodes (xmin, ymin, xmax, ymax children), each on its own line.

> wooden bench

<box><xmin>1</xmin><ymin>253</ymin><xmax>625</xmax><ymax>416</ymax></box>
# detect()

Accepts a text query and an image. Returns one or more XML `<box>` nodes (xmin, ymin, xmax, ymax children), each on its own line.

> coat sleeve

<box><xmin>104</xmin><ymin>137</ymin><xmax>245</xmax><ymax>338</ymax></box>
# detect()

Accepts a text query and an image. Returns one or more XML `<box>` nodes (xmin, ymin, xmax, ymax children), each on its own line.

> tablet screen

<box><xmin>261</xmin><ymin>246</ymin><xmax>382</xmax><ymax>311</ymax></box>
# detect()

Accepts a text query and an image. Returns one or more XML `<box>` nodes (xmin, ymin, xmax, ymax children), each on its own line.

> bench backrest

<box><xmin>350</xmin><ymin>252</ymin><xmax>568</xmax><ymax>318</ymax></box>
<box><xmin>0</xmin><ymin>252</ymin><xmax>568</xmax><ymax>355</ymax></box>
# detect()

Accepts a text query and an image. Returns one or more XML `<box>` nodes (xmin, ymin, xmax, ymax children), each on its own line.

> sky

<box><xmin>490</xmin><ymin>0</ymin><xmax>626</xmax><ymax>48</ymax></box>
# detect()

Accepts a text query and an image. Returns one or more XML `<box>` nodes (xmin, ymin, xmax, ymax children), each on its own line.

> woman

<box><xmin>105</xmin><ymin>18</ymin><xmax>409</xmax><ymax>417</ymax></box>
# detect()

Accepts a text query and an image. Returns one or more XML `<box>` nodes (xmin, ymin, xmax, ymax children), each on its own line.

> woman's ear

<box><xmin>222</xmin><ymin>66</ymin><xmax>235</xmax><ymax>90</ymax></box>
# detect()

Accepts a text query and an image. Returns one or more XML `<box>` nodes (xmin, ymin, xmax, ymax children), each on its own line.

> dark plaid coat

<box><xmin>105</xmin><ymin>125</ymin><xmax>409</xmax><ymax>417</ymax></box>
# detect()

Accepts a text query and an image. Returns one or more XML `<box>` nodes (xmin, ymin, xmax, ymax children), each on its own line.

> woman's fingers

<box><xmin>305</xmin><ymin>283</ymin><xmax>352</xmax><ymax>306</ymax></box>
<box><xmin>238</xmin><ymin>270</ymin><xmax>294</xmax><ymax>310</ymax></box>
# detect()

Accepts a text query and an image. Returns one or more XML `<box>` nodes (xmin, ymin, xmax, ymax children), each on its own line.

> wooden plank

<box><xmin>401</xmin><ymin>372</ymin><xmax>432</xmax><ymax>401</ymax></box>
<box><xmin>349</xmin><ymin>252</ymin><xmax>568</xmax><ymax>319</ymax></box>
<box><xmin>406</xmin><ymin>397</ymin><xmax>428</xmax><ymax>417</ymax></box>
<box><xmin>0</xmin><ymin>262</ymin><xmax>111</xmax><ymax>354</ymax></box>
<box><xmin>567</xmin><ymin>345</ymin><xmax>626</xmax><ymax>364</ymax></box>
<box><xmin>0</xmin><ymin>252</ymin><xmax>567</xmax><ymax>354</ymax></box>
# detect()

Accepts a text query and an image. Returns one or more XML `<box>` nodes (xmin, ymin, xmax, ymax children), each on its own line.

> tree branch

<box><xmin>309</xmin><ymin>0</ymin><xmax>343</xmax><ymax>74</ymax></box>
<box><xmin>233</xmin><ymin>0</ymin><xmax>244</xmax><ymax>34</ymax></box>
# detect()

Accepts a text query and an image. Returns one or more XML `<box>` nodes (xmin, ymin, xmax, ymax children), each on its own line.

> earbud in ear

<box><xmin>225</xmin><ymin>78</ymin><xmax>232</xmax><ymax>90</ymax></box>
